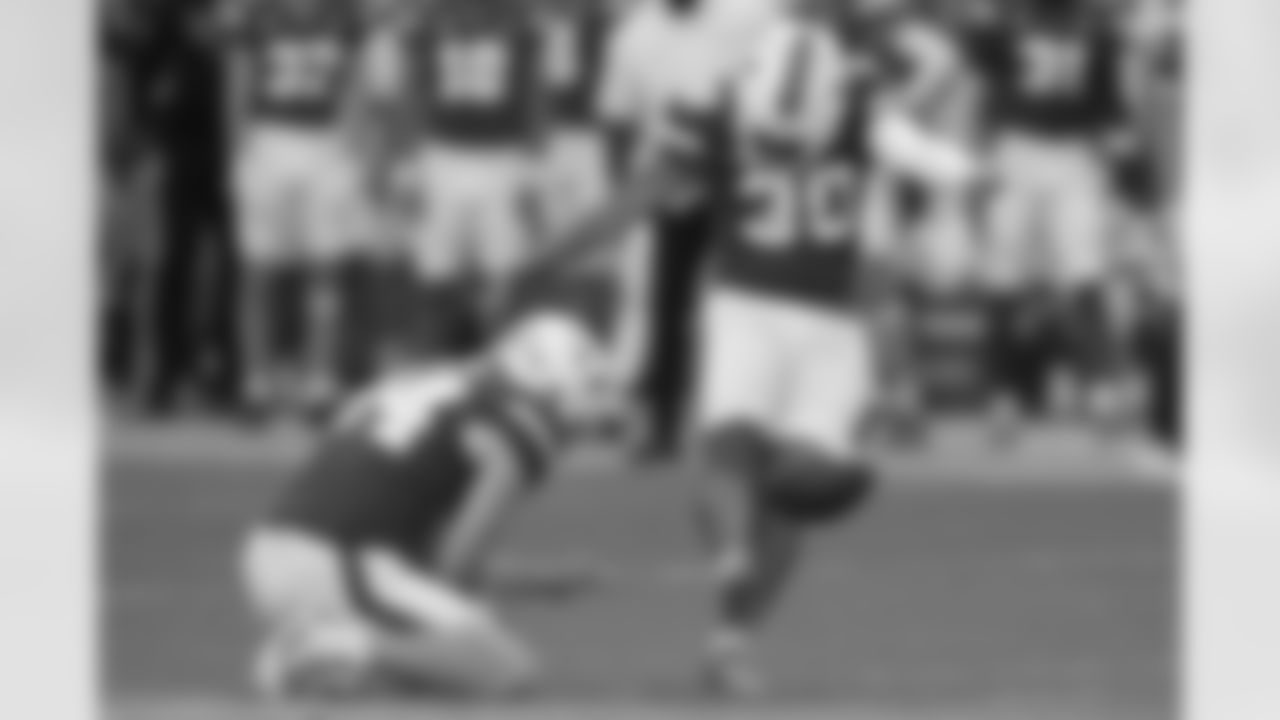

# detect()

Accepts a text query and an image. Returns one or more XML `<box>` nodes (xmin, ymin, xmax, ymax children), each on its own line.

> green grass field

<box><xmin>104</xmin><ymin>420</ymin><xmax>1178</xmax><ymax>720</ymax></box>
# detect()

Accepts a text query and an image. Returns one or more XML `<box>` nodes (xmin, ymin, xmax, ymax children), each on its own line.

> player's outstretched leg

<box><xmin>696</xmin><ymin>428</ymin><xmax>877</xmax><ymax>698</ymax></box>
<box><xmin>694</xmin><ymin>423</ymin><xmax>782</xmax><ymax>698</ymax></box>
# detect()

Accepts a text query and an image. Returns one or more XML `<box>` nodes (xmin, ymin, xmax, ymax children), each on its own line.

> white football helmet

<box><xmin>490</xmin><ymin>312</ymin><xmax>618</xmax><ymax>424</ymax></box>
<box><xmin>730</xmin><ymin>15</ymin><xmax>855</xmax><ymax>150</ymax></box>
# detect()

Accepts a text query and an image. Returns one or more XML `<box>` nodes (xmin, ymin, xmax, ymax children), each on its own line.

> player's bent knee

<box><xmin>758</xmin><ymin>454</ymin><xmax>878</xmax><ymax>527</ymax></box>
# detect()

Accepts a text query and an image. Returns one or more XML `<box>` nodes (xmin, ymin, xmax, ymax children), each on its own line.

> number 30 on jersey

<box><xmin>741</xmin><ymin>164</ymin><xmax>862</xmax><ymax>251</ymax></box>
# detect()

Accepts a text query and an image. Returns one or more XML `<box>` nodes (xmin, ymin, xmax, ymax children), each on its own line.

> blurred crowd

<box><xmin>98</xmin><ymin>0</ymin><xmax>1182</xmax><ymax>458</ymax></box>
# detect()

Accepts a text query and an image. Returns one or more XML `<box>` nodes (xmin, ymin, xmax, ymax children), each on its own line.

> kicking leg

<box><xmin>695</xmin><ymin>424</ymin><xmax>793</xmax><ymax>698</ymax></box>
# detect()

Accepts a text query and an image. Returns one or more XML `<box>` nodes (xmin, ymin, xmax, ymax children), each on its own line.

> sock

<box><xmin>337</xmin><ymin>258</ymin><xmax>377</xmax><ymax>390</ymax></box>
<box><xmin>302</xmin><ymin>263</ymin><xmax>342</xmax><ymax>404</ymax></box>
<box><xmin>241</xmin><ymin>264</ymin><xmax>296</xmax><ymax>405</ymax></box>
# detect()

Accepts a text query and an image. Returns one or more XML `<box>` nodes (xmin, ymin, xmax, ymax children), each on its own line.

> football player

<box><xmin>225</xmin><ymin>0</ymin><xmax>369</xmax><ymax>415</ymax></box>
<box><xmin>839</xmin><ymin>0</ymin><xmax>993</xmax><ymax>432</ymax></box>
<box><xmin>688</xmin><ymin>2</ymin><xmax>984</xmax><ymax>694</ymax></box>
<box><xmin>975</xmin><ymin>0</ymin><xmax>1128</xmax><ymax>428</ymax></box>
<box><xmin>391</xmin><ymin>0</ymin><xmax>549</xmax><ymax>356</ymax></box>
<box><xmin>1113</xmin><ymin>0</ymin><xmax>1182</xmax><ymax>469</ymax></box>
<box><xmin>553</xmin><ymin>0</ymin><xmax>984</xmax><ymax>694</ymax></box>
<box><xmin>240</xmin><ymin>309</ymin><xmax>619</xmax><ymax>700</ymax></box>
<box><xmin>593</xmin><ymin>0</ymin><xmax>778</xmax><ymax>458</ymax></box>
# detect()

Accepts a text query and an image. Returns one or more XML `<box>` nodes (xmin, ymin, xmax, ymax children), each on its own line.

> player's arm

<box><xmin>868</xmin><ymin>90</ymin><xmax>984</xmax><ymax>189</ymax></box>
<box><xmin>507</xmin><ymin>80</ymin><xmax>727</xmax><ymax>301</ymax></box>
<box><xmin>498</xmin><ymin>156</ymin><xmax>675</xmax><ymax>318</ymax></box>
<box><xmin>432</xmin><ymin>421</ymin><xmax>531</xmax><ymax>592</ymax></box>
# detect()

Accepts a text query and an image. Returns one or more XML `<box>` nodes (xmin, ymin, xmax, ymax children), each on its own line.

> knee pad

<box><xmin>757</xmin><ymin>450</ymin><xmax>878</xmax><ymax>527</ymax></box>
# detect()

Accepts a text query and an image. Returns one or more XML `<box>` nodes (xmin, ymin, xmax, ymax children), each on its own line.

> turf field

<box><xmin>104</xmin><ymin>420</ymin><xmax>1177</xmax><ymax>720</ymax></box>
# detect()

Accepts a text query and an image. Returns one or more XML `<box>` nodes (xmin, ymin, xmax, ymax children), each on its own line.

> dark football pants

<box><xmin>1137</xmin><ymin>304</ymin><xmax>1181</xmax><ymax>447</ymax></box>
<box><xmin>636</xmin><ymin>206</ymin><xmax>714</xmax><ymax>456</ymax></box>
<box><xmin>149</xmin><ymin>163</ymin><xmax>240</xmax><ymax>407</ymax></box>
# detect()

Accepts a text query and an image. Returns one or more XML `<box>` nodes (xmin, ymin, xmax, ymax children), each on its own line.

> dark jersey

<box><xmin>979</xmin><ymin>19</ymin><xmax>1122</xmax><ymax>137</ymax></box>
<box><xmin>697</xmin><ymin>75</ymin><xmax>875</xmax><ymax>309</ymax></box>
<box><xmin>835</xmin><ymin>8</ymin><xmax>915</xmax><ymax>87</ymax></box>
<box><xmin>269</xmin><ymin>368</ymin><xmax>558</xmax><ymax>568</ymax></box>
<box><xmin>538</xmin><ymin>0</ymin><xmax>612</xmax><ymax>127</ymax></box>
<box><xmin>407</xmin><ymin>0</ymin><xmax>543</xmax><ymax>145</ymax></box>
<box><xmin>236</xmin><ymin>0</ymin><xmax>364</xmax><ymax>124</ymax></box>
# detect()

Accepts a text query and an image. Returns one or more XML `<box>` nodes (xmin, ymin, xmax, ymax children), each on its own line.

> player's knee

<box><xmin>758</xmin><ymin>451</ymin><xmax>878</xmax><ymax>527</ymax></box>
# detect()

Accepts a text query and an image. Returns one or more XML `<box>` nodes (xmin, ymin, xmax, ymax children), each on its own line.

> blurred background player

<box><xmin>226</xmin><ymin>0</ymin><xmax>369</xmax><ymax>418</ymax></box>
<box><xmin>976</xmin><ymin>0</ymin><xmax>1128</xmax><ymax>437</ymax></box>
<box><xmin>1114</xmin><ymin>0</ymin><xmax>1181</xmax><ymax>468</ymax></box>
<box><xmin>838</xmin><ymin>0</ymin><xmax>994</xmax><ymax>433</ymax></box>
<box><xmin>385</xmin><ymin>0</ymin><xmax>548</xmax><ymax>360</ymax></box>
<box><xmin>103</xmin><ymin>0</ymin><xmax>243</xmax><ymax>413</ymax></box>
<box><xmin>535</xmin><ymin>0</ymin><xmax>615</xmax><ymax>242</ymax></box>
<box><xmin>599</xmin><ymin>0</ymin><xmax>984</xmax><ymax>693</ymax></box>
<box><xmin>596</xmin><ymin>0</ymin><xmax>775</xmax><ymax>459</ymax></box>
<box><xmin>241</xmin><ymin>310</ymin><xmax>622</xmax><ymax>700</ymax></box>
<box><xmin>99</xmin><ymin>0</ymin><xmax>172</xmax><ymax>404</ymax></box>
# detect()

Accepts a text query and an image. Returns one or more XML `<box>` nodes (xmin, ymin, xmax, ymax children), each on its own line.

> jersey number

<box><xmin>1019</xmin><ymin>36</ymin><xmax>1087</xmax><ymax>99</ymax></box>
<box><xmin>266</xmin><ymin>39</ymin><xmax>343</xmax><ymax>102</ymax></box>
<box><xmin>438</xmin><ymin>39</ymin><xmax>510</xmax><ymax>105</ymax></box>
<box><xmin>742</xmin><ymin>166</ymin><xmax>861</xmax><ymax>251</ymax></box>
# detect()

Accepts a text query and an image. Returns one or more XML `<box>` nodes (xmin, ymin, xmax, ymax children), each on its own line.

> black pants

<box><xmin>148</xmin><ymin>164</ymin><xmax>239</xmax><ymax>406</ymax></box>
<box><xmin>636</xmin><ymin>207</ymin><xmax>714</xmax><ymax>455</ymax></box>
<box><xmin>1137</xmin><ymin>304</ymin><xmax>1181</xmax><ymax>447</ymax></box>
<box><xmin>984</xmin><ymin>287</ymin><xmax>1062</xmax><ymax>417</ymax></box>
